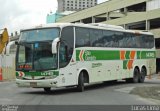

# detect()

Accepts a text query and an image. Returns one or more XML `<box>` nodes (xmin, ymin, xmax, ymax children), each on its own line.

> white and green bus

<box><xmin>15</xmin><ymin>23</ymin><xmax>156</xmax><ymax>92</ymax></box>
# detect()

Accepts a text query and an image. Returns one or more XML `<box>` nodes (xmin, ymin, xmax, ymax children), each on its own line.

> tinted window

<box><xmin>144</xmin><ymin>35</ymin><xmax>154</xmax><ymax>48</ymax></box>
<box><xmin>102</xmin><ymin>30</ymin><xmax>115</xmax><ymax>47</ymax></box>
<box><xmin>134</xmin><ymin>34</ymin><xmax>154</xmax><ymax>48</ymax></box>
<box><xmin>59</xmin><ymin>26</ymin><xmax>74</xmax><ymax>68</ymax></box>
<box><xmin>75</xmin><ymin>26</ymin><xmax>154</xmax><ymax>49</ymax></box>
<box><xmin>90</xmin><ymin>29</ymin><xmax>103</xmax><ymax>47</ymax></box>
<box><xmin>76</xmin><ymin>27</ymin><xmax>90</xmax><ymax>47</ymax></box>
<box><xmin>20</xmin><ymin>28</ymin><xmax>60</xmax><ymax>42</ymax></box>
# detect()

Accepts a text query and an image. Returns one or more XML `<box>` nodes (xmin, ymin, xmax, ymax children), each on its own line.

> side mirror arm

<box><xmin>52</xmin><ymin>38</ymin><xmax>60</xmax><ymax>54</ymax></box>
<box><xmin>6</xmin><ymin>41</ymin><xmax>16</xmax><ymax>55</ymax></box>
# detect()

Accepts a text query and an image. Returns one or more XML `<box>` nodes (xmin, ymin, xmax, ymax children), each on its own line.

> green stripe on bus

<box><xmin>137</xmin><ymin>51</ymin><xmax>141</xmax><ymax>59</ymax></box>
<box><xmin>76</xmin><ymin>50</ymin><xmax>120</xmax><ymax>61</ymax></box>
<box><xmin>140</xmin><ymin>51</ymin><xmax>156</xmax><ymax>59</ymax></box>
<box><xmin>123</xmin><ymin>60</ymin><xmax>128</xmax><ymax>69</ymax></box>
<box><xmin>125</xmin><ymin>51</ymin><xmax>130</xmax><ymax>59</ymax></box>
<box><xmin>76</xmin><ymin>50</ymin><xmax>155</xmax><ymax>61</ymax></box>
<box><xmin>137</xmin><ymin>51</ymin><xmax>155</xmax><ymax>59</ymax></box>
<box><xmin>76</xmin><ymin>50</ymin><xmax>81</xmax><ymax>61</ymax></box>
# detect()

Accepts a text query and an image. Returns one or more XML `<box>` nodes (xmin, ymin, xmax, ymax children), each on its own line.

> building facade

<box><xmin>46</xmin><ymin>13</ymin><xmax>64</xmax><ymax>23</ymax></box>
<box><xmin>57</xmin><ymin>0</ymin><xmax>97</xmax><ymax>12</ymax></box>
<box><xmin>56</xmin><ymin>0</ymin><xmax>160</xmax><ymax>72</ymax></box>
<box><xmin>46</xmin><ymin>11</ymin><xmax>75</xmax><ymax>23</ymax></box>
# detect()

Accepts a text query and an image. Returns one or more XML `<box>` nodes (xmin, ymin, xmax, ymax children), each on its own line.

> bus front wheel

<box><xmin>44</xmin><ymin>87</ymin><xmax>51</xmax><ymax>93</ymax></box>
<box><xmin>77</xmin><ymin>72</ymin><xmax>84</xmax><ymax>92</ymax></box>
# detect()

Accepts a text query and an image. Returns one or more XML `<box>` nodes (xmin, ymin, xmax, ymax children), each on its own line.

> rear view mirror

<box><xmin>52</xmin><ymin>38</ymin><xmax>60</xmax><ymax>54</ymax></box>
<box><xmin>6</xmin><ymin>41</ymin><xmax>15</xmax><ymax>55</ymax></box>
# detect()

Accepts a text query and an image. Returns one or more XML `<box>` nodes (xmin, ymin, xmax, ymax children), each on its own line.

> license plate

<box><xmin>30</xmin><ymin>82</ymin><xmax>37</xmax><ymax>87</ymax></box>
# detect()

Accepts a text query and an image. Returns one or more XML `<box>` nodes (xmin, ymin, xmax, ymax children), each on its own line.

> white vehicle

<box><xmin>15</xmin><ymin>23</ymin><xmax>156</xmax><ymax>92</ymax></box>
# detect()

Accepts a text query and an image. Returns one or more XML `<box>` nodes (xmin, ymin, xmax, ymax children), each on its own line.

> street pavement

<box><xmin>0</xmin><ymin>76</ymin><xmax>160</xmax><ymax>105</ymax></box>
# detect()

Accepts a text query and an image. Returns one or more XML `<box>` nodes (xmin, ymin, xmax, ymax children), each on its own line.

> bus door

<box><xmin>59</xmin><ymin>41</ymin><xmax>77</xmax><ymax>86</ymax></box>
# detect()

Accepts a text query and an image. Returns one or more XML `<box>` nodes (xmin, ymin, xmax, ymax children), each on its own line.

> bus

<box><xmin>14</xmin><ymin>23</ymin><xmax>156</xmax><ymax>92</ymax></box>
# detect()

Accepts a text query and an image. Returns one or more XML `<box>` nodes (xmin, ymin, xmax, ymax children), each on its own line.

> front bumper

<box><xmin>16</xmin><ymin>78</ymin><xmax>58</xmax><ymax>88</ymax></box>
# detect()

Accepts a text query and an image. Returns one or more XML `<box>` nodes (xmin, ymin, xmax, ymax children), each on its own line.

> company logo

<box><xmin>146</xmin><ymin>52</ymin><xmax>155</xmax><ymax>58</ymax></box>
<box><xmin>41</xmin><ymin>71</ymin><xmax>54</xmax><ymax>76</ymax></box>
<box><xmin>18</xmin><ymin>71</ymin><xmax>25</xmax><ymax>77</ymax></box>
<box><xmin>79</xmin><ymin>50</ymin><xmax>96</xmax><ymax>61</ymax></box>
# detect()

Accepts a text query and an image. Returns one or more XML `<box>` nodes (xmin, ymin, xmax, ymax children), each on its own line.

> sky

<box><xmin>0</xmin><ymin>0</ymin><xmax>108</xmax><ymax>35</ymax></box>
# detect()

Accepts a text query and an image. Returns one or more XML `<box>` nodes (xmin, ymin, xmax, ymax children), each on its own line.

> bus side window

<box><xmin>59</xmin><ymin>42</ymin><xmax>67</xmax><ymax>67</ymax></box>
<box><xmin>102</xmin><ymin>30</ymin><xmax>114</xmax><ymax>47</ymax></box>
<box><xmin>76</xmin><ymin>27</ymin><xmax>90</xmax><ymax>47</ymax></box>
<box><xmin>60</xmin><ymin>26</ymin><xmax>74</xmax><ymax>68</ymax></box>
<box><xmin>126</xmin><ymin>33</ymin><xmax>134</xmax><ymax>48</ymax></box>
<box><xmin>90</xmin><ymin>29</ymin><xmax>103</xmax><ymax>47</ymax></box>
<box><xmin>133</xmin><ymin>35</ymin><xmax>142</xmax><ymax>48</ymax></box>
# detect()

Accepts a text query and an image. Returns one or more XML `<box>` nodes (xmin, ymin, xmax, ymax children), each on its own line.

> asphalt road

<box><xmin>0</xmin><ymin>78</ymin><xmax>160</xmax><ymax>106</ymax></box>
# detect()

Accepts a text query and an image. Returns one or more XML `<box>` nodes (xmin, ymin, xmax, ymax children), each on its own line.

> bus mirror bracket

<box><xmin>52</xmin><ymin>37</ymin><xmax>60</xmax><ymax>54</ymax></box>
<box><xmin>6</xmin><ymin>41</ymin><xmax>15</xmax><ymax>55</ymax></box>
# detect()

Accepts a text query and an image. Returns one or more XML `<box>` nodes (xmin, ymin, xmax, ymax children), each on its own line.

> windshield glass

<box><xmin>33</xmin><ymin>42</ymin><xmax>57</xmax><ymax>70</ymax></box>
<box><xmin>17</xmin><ymin>44</ymin><xmax>33</xmax><ymax>70</ymax></box>
<box><xmin>19</xmin><ymin>28</ymin><xmax>60</xmax><ymax>42</ymax></box>
<box><xmin>16</xmin><ymin>42</ymin><xmax>57</xmax><ymax>71</ymax></box>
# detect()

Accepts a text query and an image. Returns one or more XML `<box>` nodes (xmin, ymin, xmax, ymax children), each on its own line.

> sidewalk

<box><xmin>146</xmin><ymin>73</ymin><xmax>160</xmax><ymax>80</ymax></box>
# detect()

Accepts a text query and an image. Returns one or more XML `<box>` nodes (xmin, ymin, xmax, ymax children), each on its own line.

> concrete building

<box><xmin>56</xmin><ymin>0</ymin><xmax>160</xmax><ymax>72</ymax></box>
<box><xmin>57</xmin><ymin>0</ymin><xmax>97</xmax><ymax>12</ymax></box>
<box><xmin>46</xmin><ymin>11</ymin><xmax>75</xmax><ymax>23</ymax></box>
<box><xmin>46</xmin><ymin>12</ymin><xmax>64</xmax><ymax>23</ymax></box>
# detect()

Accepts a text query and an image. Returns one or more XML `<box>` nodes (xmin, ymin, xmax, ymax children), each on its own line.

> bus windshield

<box><xmin>16</xmin><ymin>28</ymin><xmax>60</xmax><ymax>71</ymax></box>
<box><xmin>17</xmin><ymin>42</ymin><xmax>57</xmax><ymax>71</ymax></box>
<box><xmin>19</xmin><ymin>28</ymin><xmax>60</xmax><ymax>42</ymax></box>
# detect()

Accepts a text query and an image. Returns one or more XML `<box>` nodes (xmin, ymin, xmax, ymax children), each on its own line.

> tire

<box><xmin>139</xmin><ymin>68</ymin><xmax>146</xmax><ymax>83</ymax></box>
<box><xmin>132</xmin><ymin>68</ymin><xmax>139</xmax><ymax>83</ymax></box>
<box><xmin>126</xmin><ymin>68</ymin><xmax>139</xmax><ymax>83</ymax></box>
<box><xmin>77</xmin><ymin>72</ymin><xmax>84</xmax><ymax>92</ymax></box>
<box><xmin>44</xmin><ymin>88</ymin><xmax>51</xmax><ymax>93</ymax></box>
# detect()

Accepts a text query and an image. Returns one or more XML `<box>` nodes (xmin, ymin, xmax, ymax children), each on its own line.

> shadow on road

<box><xmin>21</xmin><ymin>81</ymin><xmax>136</xmax><ymax>95</ymax></box>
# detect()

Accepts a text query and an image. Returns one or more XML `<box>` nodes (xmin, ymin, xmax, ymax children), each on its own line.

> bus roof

<box><xmin>21</xmin><ymin>23</ymin><xmax>153</xmax><ymax>36</ymax></box>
